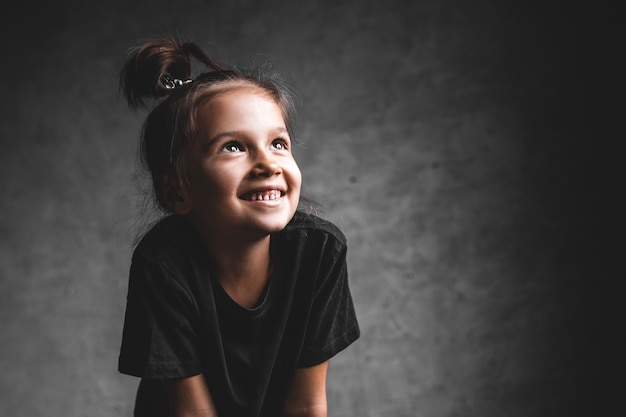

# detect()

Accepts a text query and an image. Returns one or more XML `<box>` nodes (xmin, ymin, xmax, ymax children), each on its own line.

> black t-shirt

<box><xmin>118</xmin><ymin>211</ymin><xmax>360</xmax><ymax>417</ymax></box>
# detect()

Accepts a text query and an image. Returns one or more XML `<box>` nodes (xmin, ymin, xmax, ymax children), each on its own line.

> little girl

<box><xmin>117</xmin><ymin>39</ymin><xmax>360</xmax><ymax>417</ymax></box>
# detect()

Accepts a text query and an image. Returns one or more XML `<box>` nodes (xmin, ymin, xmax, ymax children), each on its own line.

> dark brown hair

<box><xmin>120</xmin><ymin>38</ymin><xmax>298</xmax><ymax>212</ymax></box>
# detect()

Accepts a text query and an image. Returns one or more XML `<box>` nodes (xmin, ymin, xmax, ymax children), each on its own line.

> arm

<box><xmin>281</xmin><ymin>361</ymin><xmax>329</xmax><ymax>417</ymax></box>
<box><xmin>161</xmin><ymin>374</ymin><xmax>219</xmax><ymax>417</ymax></box>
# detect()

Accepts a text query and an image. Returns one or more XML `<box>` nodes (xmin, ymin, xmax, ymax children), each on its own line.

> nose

<box><xmin>251</xmin><ymin>151</ymin><xmax>282</xmax><ymax>178</ymax></box>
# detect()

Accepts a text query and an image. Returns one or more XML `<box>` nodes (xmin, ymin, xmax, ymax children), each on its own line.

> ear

<box><xmin>162</xmin><ymin>176</ymin><xmax>192</xmax><ymax>215</ymax></box>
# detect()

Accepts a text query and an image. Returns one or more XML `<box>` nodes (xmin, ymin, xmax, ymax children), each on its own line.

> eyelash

<box><xmin>219</xmin><ymin>138</ymin><xmax>290</xmax><ymax>153</ymax></box>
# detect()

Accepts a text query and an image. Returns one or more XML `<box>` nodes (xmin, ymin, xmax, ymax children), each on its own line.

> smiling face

<box><xmin>174</xmin><ymin>85</ymin><xmax>302</xmax><ymax>244</ymax></box>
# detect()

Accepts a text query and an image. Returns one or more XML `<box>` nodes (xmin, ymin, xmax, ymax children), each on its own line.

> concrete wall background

<box><xmin>0</xmin><ymin>0</ymin><xmax>619</xmax><ymax>416</ymax></box>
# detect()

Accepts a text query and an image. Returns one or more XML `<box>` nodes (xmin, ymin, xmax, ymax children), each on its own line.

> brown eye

<box><xmin>220</xmin><ymin>142</ymin><xmax>243</xmax><ymax>153</ymax></box>
<box><xmin>271</xmin><ymin>138</ymin><xmax>288</xmax><ymax>151</ymax></box>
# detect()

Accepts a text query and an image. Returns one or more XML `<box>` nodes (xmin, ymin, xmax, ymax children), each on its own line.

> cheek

<box><xmin>184</xmin><ymin>162</ymin><xmax>226</xmax><ymax>199</ymax></box>
<box><xmin>288</xmin><ymin>162</ymin><xmax>302</xmax><ymax>193</ymax></box>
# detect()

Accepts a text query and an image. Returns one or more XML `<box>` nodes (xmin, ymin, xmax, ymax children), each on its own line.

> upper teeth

<box><xmin>247</xmin><ymin>190</ymin><xmax>281</xmax><ymax>201</ymax></box>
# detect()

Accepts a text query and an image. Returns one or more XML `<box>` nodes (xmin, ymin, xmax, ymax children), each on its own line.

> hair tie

<box><xmin>161</xmin><ymin>74</ymin><xmax>193</xmax><ymax>90</ymax></box>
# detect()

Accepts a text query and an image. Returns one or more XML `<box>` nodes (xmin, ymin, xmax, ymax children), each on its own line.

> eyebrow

<box><xmin>206</xmin><ymin>127</ymin><xmax>289</xmax><ymax>144</ymax></box>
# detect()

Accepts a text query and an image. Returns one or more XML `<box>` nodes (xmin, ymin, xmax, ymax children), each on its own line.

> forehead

<box><xmin>197</xmin><ymin>86</ymin><xmax>286</xmax><ymax>132</ymax></box>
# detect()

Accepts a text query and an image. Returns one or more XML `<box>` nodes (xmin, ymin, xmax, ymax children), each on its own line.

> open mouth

<box><xmin>240</xmin><ymin>189</ymin><xmax>285</xmax><ymax>201</ymax></box>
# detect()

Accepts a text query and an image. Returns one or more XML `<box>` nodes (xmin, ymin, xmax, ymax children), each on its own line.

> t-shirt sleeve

<box><xmin>118</xmin><ymin>253</ymin><xmax>203</xmax><ymax>379</ymax></box>
<box><xmin>298</xmin><ymin>240</ymin><xmax>360</xmax><ymax>368</ymax></box>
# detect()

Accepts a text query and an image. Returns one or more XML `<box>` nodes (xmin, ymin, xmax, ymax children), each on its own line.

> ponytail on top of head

<box><xmin>120</xmin><ymin>38</ymin><xmax>226</xmax><ymax>110</ymax></box>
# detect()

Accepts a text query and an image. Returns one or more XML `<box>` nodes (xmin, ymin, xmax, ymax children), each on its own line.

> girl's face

<box><xmin>177</xmin><ymin>86</ymin><xmax>302</xmax><ymax>243</ymax></box>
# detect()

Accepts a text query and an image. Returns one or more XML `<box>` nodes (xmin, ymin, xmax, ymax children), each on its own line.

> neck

<box><xmin>210</xmin><ymin>236</ymin><xmax>272</xmax><ymax>281</ymax></box>
<box><xmin>199</xmin><ymin>226</ymin><xmax>273</xmax><ymax>309</ymax></box>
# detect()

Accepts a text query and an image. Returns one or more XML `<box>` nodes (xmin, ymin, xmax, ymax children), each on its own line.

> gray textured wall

<box><xmin>0</xmin><ymin>0</ymin><xmax>619</xmax><ymax>416</ymax></box>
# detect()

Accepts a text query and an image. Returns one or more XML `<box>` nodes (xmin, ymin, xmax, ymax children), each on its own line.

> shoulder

<box><xmin>128</xmin><ymin>215</ymin><xmax>208</xmax><ymax>296</ymax></box>
<box><xmin>286</xmin><ymin>211</ymin><xmax>346</xmax><ymax>244</ymax></box>
<box><xmin>133</xmin><ymin>215</ymin><xmax>204</xmax><ymax>265</ymax></box>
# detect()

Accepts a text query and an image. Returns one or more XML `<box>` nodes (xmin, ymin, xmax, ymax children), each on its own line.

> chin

<box><xmin>259</xmin><ymin>219</ymin><xmax>291</xmax><ymax>234</ymax></box>
<box><xmin>253</xmin><ymin>211</ymin><xmax>295</xmax><ymax>234</ymax></box>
